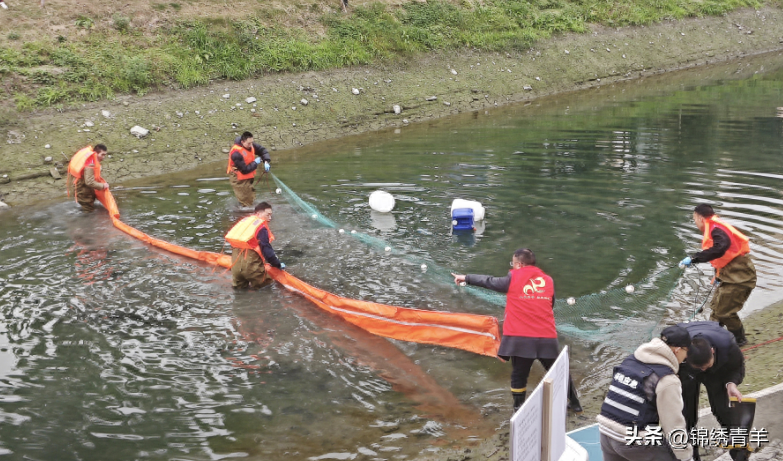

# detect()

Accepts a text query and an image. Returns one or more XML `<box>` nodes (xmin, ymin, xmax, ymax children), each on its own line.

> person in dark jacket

<box><xmin>226</xmin><ymin>202</ymin><xmax>284</xmax><ymax>289</ymax></box>
<box><xmin>678</xmin><ymin>321</ymin><xmax>747</xmax><ymax>461</ymax></box>
<box><xmin>452</xmin><ymin>248</ymin><xmax>582</xmax><ymax>413</ymax></box>
<box><xmin>226</xmin><ymin>132</ymin><xmax>272</xmax><ymax>207</ymax></box>
<box><xmin>680</xmin><ymin>204</ymin><xmax>756</xmax><ymax>346</ymax></box>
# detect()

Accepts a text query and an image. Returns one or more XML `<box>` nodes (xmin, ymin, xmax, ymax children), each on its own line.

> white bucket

<box><xmin>369</xmin><ymin>190</ymin><xmax>395</xmax><ymax>213</ymax></box>
<box><xmin>450</xmin><ymin>199</ymin><xmax>485</xmax><ymax>221</ymax></box>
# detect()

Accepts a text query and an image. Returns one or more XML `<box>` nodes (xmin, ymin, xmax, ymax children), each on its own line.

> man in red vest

<box><xmin>680</xmin><ymin>204</ymin><xmax>756</xmax><ymax>346</ymax></box>
<box><xmin>452</xmin><ymin>248</ymin><xmax>582</xmax><ymax>413</ymax></box>
<box><xmin>225</xmin><ymin>202</ymin><xmax>284</xmax><ymax>289</ymax></box>
<box><xmin>227</xmin><ymin>132</ymin><xmax>265</xmax><ymax>207</ymax></box>
<box><xmin>67</xmin><ymin>144</ymin><xmax>109</xmax><ymax>212</ymax></box>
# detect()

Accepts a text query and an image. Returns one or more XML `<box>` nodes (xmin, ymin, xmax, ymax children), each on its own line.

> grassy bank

<box><xmin>0</xmin><ymin>0</ymin><xmax>764</xmax><ymax>112</ymax></box>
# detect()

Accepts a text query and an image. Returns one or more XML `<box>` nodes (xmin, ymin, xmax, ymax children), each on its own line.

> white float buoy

<box><xmin>275</xmin><ymin>188</ymin><xmax>281</xmax><ymax>194</ymax></box>
<box><xmin>339</xmin><ymin>229</ymin><xmax>345</xmax><ymax>234</ymax></box>
<box><xmin>567</xmin><ymin>297</ymin><xmax>576</xmax><ymax>306</ymax></box>
<box><xmin>311</xmin><ymin>214</ymin><xmax>317</xmax><ymax>219</ymax></box>
<box><xmin>384</xmin><ymin>246</ymin><xmax>391</xmax><ymax>252</ymax></box>
<box><xmin>626</xmin><ymin>285</ymin><xmax>635</xmax><ymax>294</ymax></box>
<box><xmin>369</xmin><ymin>190</ymin><xmax>395</xmax><ymax>213</ymax></box>
<box><xmin>420</xmin><ymin>264</ymin><xmax>427</xmax><ymax>271</ymax></box>
<box><xmin>350</xmin><ymin>230</ymin><xmax>357</xmax><ymax>234</ymax></box>
<box><xmin>451</xmin><ymin>220</ymin><xmax>458</xmax><ymax>226</ymax></box>
<box><xmin>459</xmin><ymin>282</ymin><xmax>467</xmax><ymax>287</ymax></box>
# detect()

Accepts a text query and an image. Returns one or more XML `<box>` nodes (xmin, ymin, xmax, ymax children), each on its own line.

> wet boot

<box><xmin>512</xmin><ymin>390</ymin><xmax>526</xmax><ymax>413</ymax></box>
<box><xmin>730</xmin><ymin>326</ymin><xmax>748</xmax><ymax>347</ymax></box>
<box><xmin>567</xmin><ymin>377</ymin><xmax>583</xmax><ymax>414</ymax></box>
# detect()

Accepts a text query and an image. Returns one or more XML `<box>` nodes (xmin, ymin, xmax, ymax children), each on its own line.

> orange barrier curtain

<box><xmin>95</xmin><ymin>190</ymin><xmax>501</xmax><ymax>357</ymax></box>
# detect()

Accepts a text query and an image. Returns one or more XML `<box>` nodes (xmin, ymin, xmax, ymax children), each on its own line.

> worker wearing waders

<box><xmin>227</xmin><ymin>131</ymin><xmax>268</xmax><ymax>207</ymax></box>
<box><xmin>680</xmin><ymin>204</ymin><xmax>756</xmax><ymax>346</ymax></box>
<box><xmin>452</xmin><ymin>248</ymin><xmax>582</xmax><ymax>413</ymax></box>
<box><xmin>597</xmin><ymin>326</ymin><xmax>694</xmax><ymax>461</ymax></box>
<box><xmin>67</xmin><ymin>144</ymin><xmax>109</xmax><ymax>212</ymax></box>
<box><xmin>678</xmin><ymin>321</ymin><xmax>748</xmax><ymax>461</ymax></box>
<box><xmin>225</xmin><ymin>202</ymin><xmax>284</xmax><ymax>289</ymax></box>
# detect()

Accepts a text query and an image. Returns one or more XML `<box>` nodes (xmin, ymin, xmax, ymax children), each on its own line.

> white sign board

<box><xmin>509</xmin><ymin>346</ymin><xmax>570</xmax><ymax>461</ymax></box>
<box><xmin>510</xmin><ymin>381</ymin><xmax>543</xmax><ymax>461</ymax></box>
<box><xmin>543</xmin><ymin>346</ymin><xmax>569</xmax><ymax>461</ymax></box>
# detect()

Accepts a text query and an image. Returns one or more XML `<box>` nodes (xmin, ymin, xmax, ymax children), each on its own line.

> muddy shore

<box><xmin>2</xmin><ymin>7</ymin><xmax>783</xmax><ymax>206</ymax></box>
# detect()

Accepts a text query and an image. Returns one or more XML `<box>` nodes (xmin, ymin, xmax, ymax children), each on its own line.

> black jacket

<box><xmin>678</xmin><ymin>321</ymin><xmax>744</xmax><ymax>385</ymax></box>
<box><xmin>232</xmin><ymin>137</ymin><xmax>271</xmax><ymax>164</ymax></box>
<box><xmin>256</xmin><ymin>227</ymin><xmax>281</xmax><ymax>268</ymax></box>
<box><xmin>691</xmin><ymin>227</ymin><xmax>730</xmax><ymax>264</ymax></box>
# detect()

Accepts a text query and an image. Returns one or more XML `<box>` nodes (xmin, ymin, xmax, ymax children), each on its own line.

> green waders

<box><xmin>710</xmin><ymin>254</ymin><xmax>756</xmax><ymax>345</ymax></box>
<box><xmin>231</xmin><ymin>248</ymin><xmax>271</xmax><ymax>289</ymax></box>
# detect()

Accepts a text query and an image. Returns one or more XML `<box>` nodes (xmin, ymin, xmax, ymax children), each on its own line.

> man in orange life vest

<box><xmin>452</xmin><ymin>248</ymin><xmax>582</xmax><ymax>413</ymax></box>
<box><xmin>225</xmin><ymin>201</ymin><xmax>284</xmax><ymax>289</ymax></box>
<box><xmin>67</xmin><ymin>144</ymin><xmax>109</xmax><ymax>212</ymax></box>
<box><xmin>679</xmin><ymin>204</ymin><xmax>756</xmax><ymax>346</ymax></box>
<box><xmin>227</xmin><ymin>131</ymin><xmax>268</xmax><ymax>207</ymax></box>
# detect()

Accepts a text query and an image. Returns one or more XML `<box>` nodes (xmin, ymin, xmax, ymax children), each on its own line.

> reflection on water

<box><xmin>2</xmin><ymin>54</ymin><xmax>783</xmax><ymax>459</ymax></box>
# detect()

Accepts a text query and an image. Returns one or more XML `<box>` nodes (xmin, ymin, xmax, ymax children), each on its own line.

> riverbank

<box><xmin>2</xmin><ymin>6</ymin><xmax>783</xmax><ymax>206</ymax></box>
<box><xmin>420</xmin><ymin>299</ymin><xmax>783</xmax><ymax>461</ymax></box>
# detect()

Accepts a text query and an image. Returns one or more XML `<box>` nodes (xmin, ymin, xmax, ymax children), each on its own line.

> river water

<box><xmin>1</xmin><ymin>55</ymin><xmax>783</xmax><ymax>460</ymax></box>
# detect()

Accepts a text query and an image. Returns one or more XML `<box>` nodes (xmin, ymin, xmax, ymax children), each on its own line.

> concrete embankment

<box><xmin>2</xmin><ymin>7</ymin><xmax>783</xmax><ymax>206</ymax></box>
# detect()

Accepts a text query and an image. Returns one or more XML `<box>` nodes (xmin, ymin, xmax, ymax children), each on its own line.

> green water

<box><xmin>1</xmin><ymin>55</ymin><xmax>783</xmax><ymax>460</ymax></box>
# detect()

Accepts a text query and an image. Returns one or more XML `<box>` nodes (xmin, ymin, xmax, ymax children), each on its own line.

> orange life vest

<box><xmin>504</xmin><ymin>266</ymin><xmax>557</xmax><ymax>338</ymax></box>
<box><xmin>67</xmin><ymin>146</ymin><xmax>105</xmax><ymax>192</ymax></box>
<box><xmin>225</xmin><ymin>215</ymin><xmax>274</xmax><ymax>258</ymax></box>
<box><xmin>702</xmin><ymin>216</ymin><xmax>750</xmax><ymax>270</ymax></box>
<box><xmin>226</xmin><ymin>143</ymin><xmax>256</xmax><ymax>181</ymax></box>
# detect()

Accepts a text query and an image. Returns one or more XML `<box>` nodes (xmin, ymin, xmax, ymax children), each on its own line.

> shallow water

<box><xmin>2</xmin><ymin>56</ymin><xmax>783</xmax><ymax>459</ymax></box>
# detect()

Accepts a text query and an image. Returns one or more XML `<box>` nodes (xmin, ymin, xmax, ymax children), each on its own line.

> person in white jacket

<box><xmin>597</xmin><ymin>326</ymin><xmax>694</xmax><ymax>461</ymax></box>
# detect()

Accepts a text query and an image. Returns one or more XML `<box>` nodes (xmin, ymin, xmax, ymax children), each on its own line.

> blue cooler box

<box><xmin>452</xmin><ymin>208</ymin><xmax>475</xmax><ymax>231</ymax></box>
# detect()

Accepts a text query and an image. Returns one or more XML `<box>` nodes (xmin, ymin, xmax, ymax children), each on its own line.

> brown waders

<box><xmin>74</xmin><ymin>178</ymin><xmax>97</xmax><ymax>212</ymax></box>
<box><xmin>710</xmin><ymin>254</ymin><xmax>756</xmax><ymax>345</ymax></box>
<box><xmin>229</xmin><ymin>173</ymin><xmax>255</xmax><ymax>208</ymax></box>
<box><xmin>231</xmin><ymin>248</ymin><xmax>271</xmax><ymax>289</ymax></box>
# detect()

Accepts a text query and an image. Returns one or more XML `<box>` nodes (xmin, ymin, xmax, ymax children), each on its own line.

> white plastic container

<box><xmin>369</xmin><ymin>190</ymin><xmax>395</xmax><ymax>213</ymax></box>
<box><xmin>450</xmin><ymin>199</ymin><xmax>485</xmax><ymax>221</ymax></box>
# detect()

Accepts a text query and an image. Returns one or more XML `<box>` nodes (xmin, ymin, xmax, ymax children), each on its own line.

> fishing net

<box><xmin>270</xmin><ymin>173</ymin><xmax>714</xmax><ymax>343</ymax></box>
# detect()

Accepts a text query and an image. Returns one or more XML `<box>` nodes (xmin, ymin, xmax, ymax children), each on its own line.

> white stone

<box><xmin>44</xmin><ymin>156</ymin><xmax>53</xmax><ymax>163</ymax></box>
<box><xmin>300</xmin><ymin>98</ymin><xmax>308</xmax><ymax>106</ymax></box>
<box><xmin>426</xmin><ymin>96</ymin><xmax>437</xmax><ymax>101</ymax></box>
<box><xmin>524</xmin><ymin>85</ymin><xmax>533</xmax><ymax>90</ymax></box>
<box><xmin>83</xmin><ymin>129</ymin><xmax>91</xmax><ymax>132</ymax></box>
<box><xmin>222</xmin><ymin>94</ymin><xmax>230</xmax><ymax>99</ymax></box>
<box><xmin>444</xmin><ymin>102</ymin><xmax>451</xmax><ymax>107</ymax></box>
<box><xmin>44</xmin><ymin>144</ymin><xmax>51</xmax><ymax>149</ymax></box>
<box><xmin>351</xmin><ymin>88</ymin><xmax>360</xmax><ymax>95</ymax></box>
<box><xmin>130</xmin><ymin>126</ymin><xmax>150</xmax><ymax>138</ymax></box>
<box><xmin>245</xmin><ymin>97</ymin><xmax>257</xmax><ymax>104</ymax></box>
<box><xmin>0</xmin><ymin>201</ymin><xmax>9</xmax><ymax>208</ymax></box>
<box><xmin>402</xmin><ymin>119</ymin><xmax>409</xmax><ymax>124</ymax></box>
<box><xmin>84</xmin><ymin>121</ymin><xmax>94</xmax><ymax>127</ymax></box>
<box><xmin>393</xmin><ymin>104</ymin><xmax>401</xmax><ymax>114</ymax></box>
<box><xmin>535</xmin><ymin>76</ymin><xmax>541</xmax><ymax>81</ymax></box>
<box><xmin>564</xmin><ymin>50</ymin><xmax>570</xmax><ymax>54</ymax></box>
<box><xmin>101</xmin><ymin>110</ymin><xmax>111</xmax><ymax>118</ymax></box>
<box><xmin>222</xmin><ymin>148</ymin><xmax>230</xmax><ymax>153</ymax></box>
<box><xmin>194</xmin><ymin>110</ymin><xmax>200</xmax><ymax>115</ymax></box>
<box><xmin>450</xmin><ymin>69</ymin><xmax>457</xmax><ymax>75</ymax></box>
<box><xmin>176</xmin><ymin>111</ymin><xmax>183</xmax><ymax>117</ymax></box>
<box><xmin>250</xmin><ymin>108</ymin><xmax>256</xmax><ymax>113</ymax></box>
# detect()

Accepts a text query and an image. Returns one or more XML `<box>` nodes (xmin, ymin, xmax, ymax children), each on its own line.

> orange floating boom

<box><xmin>95</xmin><ymin>189</ymin><xmax>501</xmax><ymax>357</ymax></box>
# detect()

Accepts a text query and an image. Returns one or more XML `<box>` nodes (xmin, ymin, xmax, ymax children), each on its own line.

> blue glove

<box><xmin>264</xmin><ymin>161</ymin><xmax>270</xmax><ymax>172</ymax></box>
<box><xmin>279</xmin><ymin>262</ymin><xmax>286</xmax><ymax>270</ymax></box>
<box><xmin>679</xmin><ymin>257</ymin><xmax>692</xmax><ymax>267</ymax></box>
<box><xmin>254</xmin><ymin>156</ymin><xmax>262</xmax><ymax>165</ymax></box>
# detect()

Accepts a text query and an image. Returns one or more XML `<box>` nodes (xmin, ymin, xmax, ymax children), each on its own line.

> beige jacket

<box><xmin>83</xmin><ymin>166</ymin><xmax>105</xmax><ymax>190</ymax></box>
<box><xmin>597</xmin><ymin>338</ymin><xmax>693</xmax><ymax>460</ymax></box>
